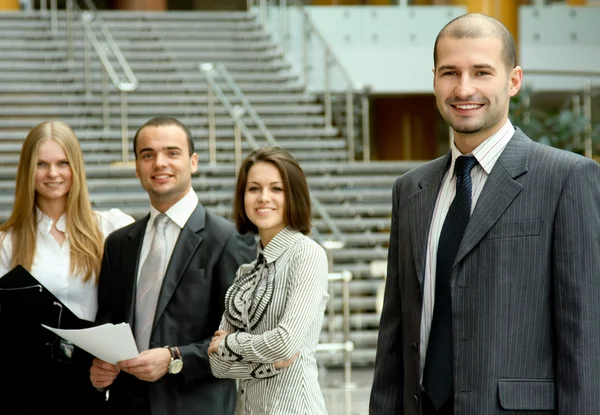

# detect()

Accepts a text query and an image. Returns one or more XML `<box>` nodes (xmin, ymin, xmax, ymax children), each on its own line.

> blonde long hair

<box><xmin>0</xmin><ymin>121</ymin><xmax>104</xmax><ymax>283</ymax></box>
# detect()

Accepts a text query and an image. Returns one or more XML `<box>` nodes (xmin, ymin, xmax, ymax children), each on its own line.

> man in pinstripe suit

<box><xmin>370</xmin><ymin>13</ymin><xmax>600</xmax><ymax>415</ymax></box>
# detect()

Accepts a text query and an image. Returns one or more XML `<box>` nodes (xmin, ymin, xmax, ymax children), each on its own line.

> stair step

<box><xmin>0</xmin><ymin>104</ymin><xmax>323</xmax><ymax>116</ymax></box>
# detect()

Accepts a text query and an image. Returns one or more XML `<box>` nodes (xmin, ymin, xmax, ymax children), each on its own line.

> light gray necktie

<box><xmin>135</xmin><ymin>213</ymin><xmax>169</xmax><ymax>352</ymax></box>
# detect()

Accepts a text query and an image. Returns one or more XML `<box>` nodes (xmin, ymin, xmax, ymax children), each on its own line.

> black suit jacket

<box><xmin>96</xmin><ymin>202</ymin><xmax>256</xmax><ymax>415</ymax></box>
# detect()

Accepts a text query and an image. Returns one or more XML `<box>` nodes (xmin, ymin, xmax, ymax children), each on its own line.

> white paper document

<box><xmin>42</xmin><ymin>322</ymin><xmax>139</xmax><ymax>365</ymax></box>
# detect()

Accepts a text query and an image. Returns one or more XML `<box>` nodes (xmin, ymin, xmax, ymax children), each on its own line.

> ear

<box><xmin>190</xmin><ymin>153</ymin><xmax>199</xmax><ymax>174</ymax></box>
<box><xmin>432</xmin><ymin>67</ymin><xmax>436</xmax><ymax>91</ymax></box>
<box><xmin>508</xmin><ymin>66</ymin><xmax>523</xmax><ymax>97</ymax></box>
<box><xmin>135</xmin><ymin>161</ymin><xmax>140</xmax><ymax>178</ymax></box>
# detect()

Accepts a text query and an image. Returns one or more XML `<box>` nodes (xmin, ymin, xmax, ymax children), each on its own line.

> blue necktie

<box><xmin>423</xmin><ymin>155</ymin><xmax>478</xmax><ymax>410</ymax></box>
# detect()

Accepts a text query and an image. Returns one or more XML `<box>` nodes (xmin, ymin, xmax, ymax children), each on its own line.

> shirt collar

<box><xmin>258</xmin><ymin>226</ymin><xmax>304</xmax><ymax>264</ymax></box>
<box><xmin>36</xmin><ymin>207</ymin><xmax>67</xmax><ymax>233</ymax></box>
<box><xmin>449</xmin><ymin>119</ymin><xmax>515</xmax><ymax>177</ymax></box>
<box><xmin>148</xmin><ymin>188</ymin><xmax>198</xmax><ymax>230</ymax></box>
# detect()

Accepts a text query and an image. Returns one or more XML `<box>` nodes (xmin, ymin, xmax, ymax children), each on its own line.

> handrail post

<box><xmin>83</xmin><ymin>33</ymin><xmax>92</xmax><ymax>97</ymax></box>
<box><xmin>361</xmin><ymin>84</ymin><xmax>371</xmax><ymax>162</ymax></box>
<box><xmin>120</xmin><ymin>90</ymin><xmax>129</xmax><ymax>164</ymax></box>
<box><xmin>259</xmin><ymin>0</ymin><xmax>267</xmax><ymax>28</ymax></box>
<box><xmin>302</xmin><ymin>17</ymin><xmax>309</xmax><ymax>89</ymax></box>
<box><xmin>583</xmin><ymin>80</ymin><xmax>593</xmax><ymax>159</ymax></box>
<box><xmin>346</xmin><ymin>88</ymin><xmax>354</xmax><ymax>162</ymax></box>
<box><xmin>40</xmin><ymin>0</ymin><xmax>47</xmax><ymax>16</ymax></box>
<box><xmin>200</xmin><ymin>64</ymin><xmax>218</xmax><ymax>165</ymax></box>
<box><xmin>324</xmin><ymin>246</ymin><xmax>336</xmax><ymax>344</ymax></box>
<box><xmin>283</xmin><ymin>0</ymin><xmax>290</xmax><ymax>50</ymax></box>
<box><xmin>208</xmin><ymin>86</ymin><xmax>217</xmax><ymax>165</ymax></box>
<box><xmin>323</xmin><ymin>50</ymin><xmax>332</xmax><ymax>129</ymax></box>
<box><xmin>50</xmin><ymin>0</ymin><xmax>58</xmax><ymax>37</ymax></box>
<box><xmin>342</xmin><ymin>270</ymin><xmax>354</xmax><ymax>414</ymax></box>
<box><xmin>233</xmin><ymin>106</ymin><xmax>246</xmax><ymax>174</ymax></box>
<box><xmin>279</xmin><ymin>0</ymin><xmax>285</xmax><ymax>45</ymax></box>
<box><xmin>66</xmin><ymin>0</ymin><xmax>74</xmax><ymax>64</ymax></box>
<box><xmin>102</xmin><ymin>68</ymin><xmax>110</xmax><ymax>132</ymax></box>
<box><xmin>572</xmin><ymin>94</ymin><xmax>581</xmax><ymax>148</ymax></box>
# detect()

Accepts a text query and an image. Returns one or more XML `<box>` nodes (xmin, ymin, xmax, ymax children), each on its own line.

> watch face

<box><xmin>169</xmin><ymin>359</ymin><xmax>183</xmax><ymax>374</ymax></box>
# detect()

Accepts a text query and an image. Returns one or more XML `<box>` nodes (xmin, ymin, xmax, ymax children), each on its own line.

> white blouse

<box><xmin>210</xmin><ymin>227</ymin><xmax>330</xmax><ymax>415</ymax></box>
<box><xmin>0</xmin><ymin>208</ymin><xmax>134</xmax><ymax>321</ymax></box>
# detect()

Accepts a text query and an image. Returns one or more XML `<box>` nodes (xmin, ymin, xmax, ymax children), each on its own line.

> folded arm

<box><xmin>212</xmin><ymin>240</ymin><xmax>328</xmax><ymax>366</ymax></box>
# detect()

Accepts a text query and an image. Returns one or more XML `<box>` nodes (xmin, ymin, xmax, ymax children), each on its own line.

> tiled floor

<box><xmin>320</xmin><ymin>366</ymin><xmax>374</xmax><ymax>415</ymax></box>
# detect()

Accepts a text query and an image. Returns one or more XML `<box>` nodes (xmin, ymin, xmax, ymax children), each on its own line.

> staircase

<box><xmin>0</xmin><ymin>9</ymin><xmax>423</xmax><ymax>366</ymax></box>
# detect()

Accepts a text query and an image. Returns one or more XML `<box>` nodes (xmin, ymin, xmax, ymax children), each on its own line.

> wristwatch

<box><xmin>165</xmin><ymin>346</ymin><xmax>183</xmax><ymax>374</ymax></box>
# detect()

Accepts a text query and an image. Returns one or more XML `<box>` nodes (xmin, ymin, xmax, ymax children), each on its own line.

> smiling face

<box><xmin>135</xmin><ymin>124</ymin><xmax>198</xmax><ymax>212</ymax></box>
<box><xmin>244</xmin><ymin>161</ymin><xmax>287</xmax><ymax>247</ymax></box>
<box><xmin>433</xmin><ymin>36</ymin><xmax>522</xmax><ymax>152</ymax></box>
<box><xmin>34</xmin><ymin>139</ymin><xmax>73</xmax><ymax>208</ymax></box>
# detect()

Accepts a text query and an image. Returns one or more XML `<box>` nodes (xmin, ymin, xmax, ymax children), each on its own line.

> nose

<box><xmin>47</xmin><ymin>164</ymin><xmax>59</xmax><ymax>177</ymax></box>
<box><xmin>454</xmin><ymin>74</ymin><xmax>476</xmax><ymax>100</ymax></box>
<box><xmin>258</xmin><ymin>189</ymin><xmax>271</xmax><ymax>202</ymax></box>
<box><xmin>153</xmin><ymin>152</ymin><xmax>168</xmax><ymax>168</ymax></box>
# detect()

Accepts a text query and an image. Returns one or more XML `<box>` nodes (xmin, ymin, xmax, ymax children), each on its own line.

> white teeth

<box><xmin>46</xmin><ymin>183</ymin><xmax>62</xmax><ymax>187</ymax></box>
<box><xmin>455</xmin><ymin>104</ymin><xmax>482</xmax><ymax>110</ymax></box>
<box><xmin>154</xmin><ymin>175</ymin><xmax>169</xmax><ymax>179</ymax></box>
<box><xmin>257</xmin><ymin>208</ymin><xmax>273</xmax><ymax>212</ymax></box>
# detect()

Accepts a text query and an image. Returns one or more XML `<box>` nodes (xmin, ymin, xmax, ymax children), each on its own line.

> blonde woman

<box><xmin>0</xmin><ymin>121</ymin><xmax>133</xmax><ymax>414</ymax></box>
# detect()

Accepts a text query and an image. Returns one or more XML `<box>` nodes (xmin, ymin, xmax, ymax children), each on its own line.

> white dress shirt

<box><xmin>0</xmin><ymin>208</ymin><xmax>134</xmax><ymax>321</ymax></box>
<box><xmin>136</xmin><ymin>188</ymin><xmax>198</xmax><ymax>283</ymax></box>
<box><xmin>419</xmin><ymin>119</ymin><xmax>515</xmax><ymax>381</ymax></box>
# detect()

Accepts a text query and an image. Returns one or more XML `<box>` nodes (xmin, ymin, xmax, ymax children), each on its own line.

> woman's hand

<box><xmin>208</xmin><ymin>330</ymin><xmax>228</xmax><ymax>354</ymax></box>
<box><xmin>274</xmin><ymin>352</ymin><xmax>300</xmax><ymax>369</ymax></box>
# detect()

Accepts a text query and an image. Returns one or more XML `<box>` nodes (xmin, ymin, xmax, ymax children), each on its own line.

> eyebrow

<box><xmin>139</xmin><ymin>146</ymin><xmax>183</xmax><ymax>153</ymax></box>
<box><xmin>247</xmin><ymin>181</ymin><xmax>284</xmax><ymax>185</ymax></box>
<box><xmin>437</xmin><ymin>64</ymin><xmax>496</xmax><ymax>72</ymax></box>
<box><xmin>37</xmin><ymin>158</ymin><xmax>68</xmax><ymax>163</ymax></box>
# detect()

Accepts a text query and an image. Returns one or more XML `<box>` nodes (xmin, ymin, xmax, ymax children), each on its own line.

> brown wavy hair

<box><xmin>233</xmin><ymin>147</ymin><xmax>312</xmax><ymax>236</ymax></box>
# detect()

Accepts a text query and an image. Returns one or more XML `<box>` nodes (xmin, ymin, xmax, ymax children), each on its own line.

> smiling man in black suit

<box><xmin>90</xmin><ymin>116</ymin><xmax>255</xmax><ymax>415</ymax></box>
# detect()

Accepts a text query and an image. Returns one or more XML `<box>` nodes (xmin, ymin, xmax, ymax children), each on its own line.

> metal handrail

<box><xmin>215</xmin><ymin>63</ymin><xmax>278</xmax><ymax>148</ymax></box>
<box><xmin>317</xmin><ymin>270</ymin><xmax>355</xmax><ymax>414</ymax></box>
<box><xmin>199</xmin><ymin>63</ymin><xmax>346</xmax><ymax>248</ymax></box>
<box><xmin>42</xmin><ymin>0</ymin><xmax>138</xmax><ymax>164</ymax></box>
<box><xmin>250</xmin><ymin>0</ymin><xmax>371</xmax><ymax>162</ymax></box>
<box><xmin>78</xmin><ymin>0</ymin><xmax>138</xmax><ymax>85</ymax></box>
<box><xmin>290</xmin><ymin>0</ymin><xmax>357</xmax><ymax>161</ymax></box>
<box><xmin>76</xmin><ymin>2</ymin><xmax>138</xmax><ymax>164</ymax></box>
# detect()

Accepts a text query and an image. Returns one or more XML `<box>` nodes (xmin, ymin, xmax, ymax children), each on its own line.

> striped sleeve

<box><xmin>220</xmin><ymin>240</ymin><xmax>328</xmax><ymax>363</ymax></box>
<box><xmin>210</xmin><ymin>310</ymin><xmax>282</xmax><ymax>379</ymax></box>
<box><xmin>209</xmin><ymin>353</ymin><xmax>280</xmax><ymax>380</ymax></box>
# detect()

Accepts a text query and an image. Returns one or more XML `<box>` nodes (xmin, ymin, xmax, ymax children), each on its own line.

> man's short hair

<box><xmin>433</xmin><ymin>13</ymin><xmax>517</xmax><ymax>70</ymax></box>
<box><xmin>133</xmin><ymin>116</ymin><xmax>195</xmax><ymax>158</ymax></box>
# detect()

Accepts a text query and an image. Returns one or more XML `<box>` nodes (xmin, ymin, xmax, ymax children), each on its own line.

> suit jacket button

<box><xmin>411</xmin><ymin>342</ymin><xmax>418</xmax><ymax>351</ymax></box>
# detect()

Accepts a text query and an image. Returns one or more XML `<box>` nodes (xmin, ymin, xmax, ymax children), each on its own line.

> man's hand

<box><xmin>274</xmin><ymin>352</ymin><xmax>300</xmax><ymax>369</ymax></box>
<box><xmin>116</xmin><ymin>348</ymin><xmax>171</xmax><ymax>382</ymax></box>
<box><xmin>90</xmin><ymin>358</ymin><xmax>120</xmax><ymax>389</ymax></box>
<box><xmin>208</xmin><ymin>329</ymin><xmax>228</xmax><ymax>355</ymax></box>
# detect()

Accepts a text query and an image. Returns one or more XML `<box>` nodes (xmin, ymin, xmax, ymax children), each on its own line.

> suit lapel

<box><xmin>154</xmin><ymin>203</ymin><xmax>205</xmax><ymax>325</ymax></box>
<box><xmin>454</xmin><ymin>130</ymin><xmax>531</xmax><ymax>264</ymax></box>
<box><xmin>124</xmin><ymin>216</ymin><xmax>148</xmax><ymax>325</ymax></box>
<box><xmin>408</xmin><ymin>154</ymin><xmax>450</xmax><ymax>288</ymax></box>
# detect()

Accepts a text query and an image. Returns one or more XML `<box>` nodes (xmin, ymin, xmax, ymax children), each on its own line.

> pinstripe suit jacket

<box><xmin>370</xmin><ymin>129</ymin><xmax>600</xmax><ymax>415</ymax></box>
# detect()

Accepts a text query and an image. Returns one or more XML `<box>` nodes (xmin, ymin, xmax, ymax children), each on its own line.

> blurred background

<box><xmin>0</xmin><ymin>0</ymin><xmax>598</xmax><ymax>413</ymax></box>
